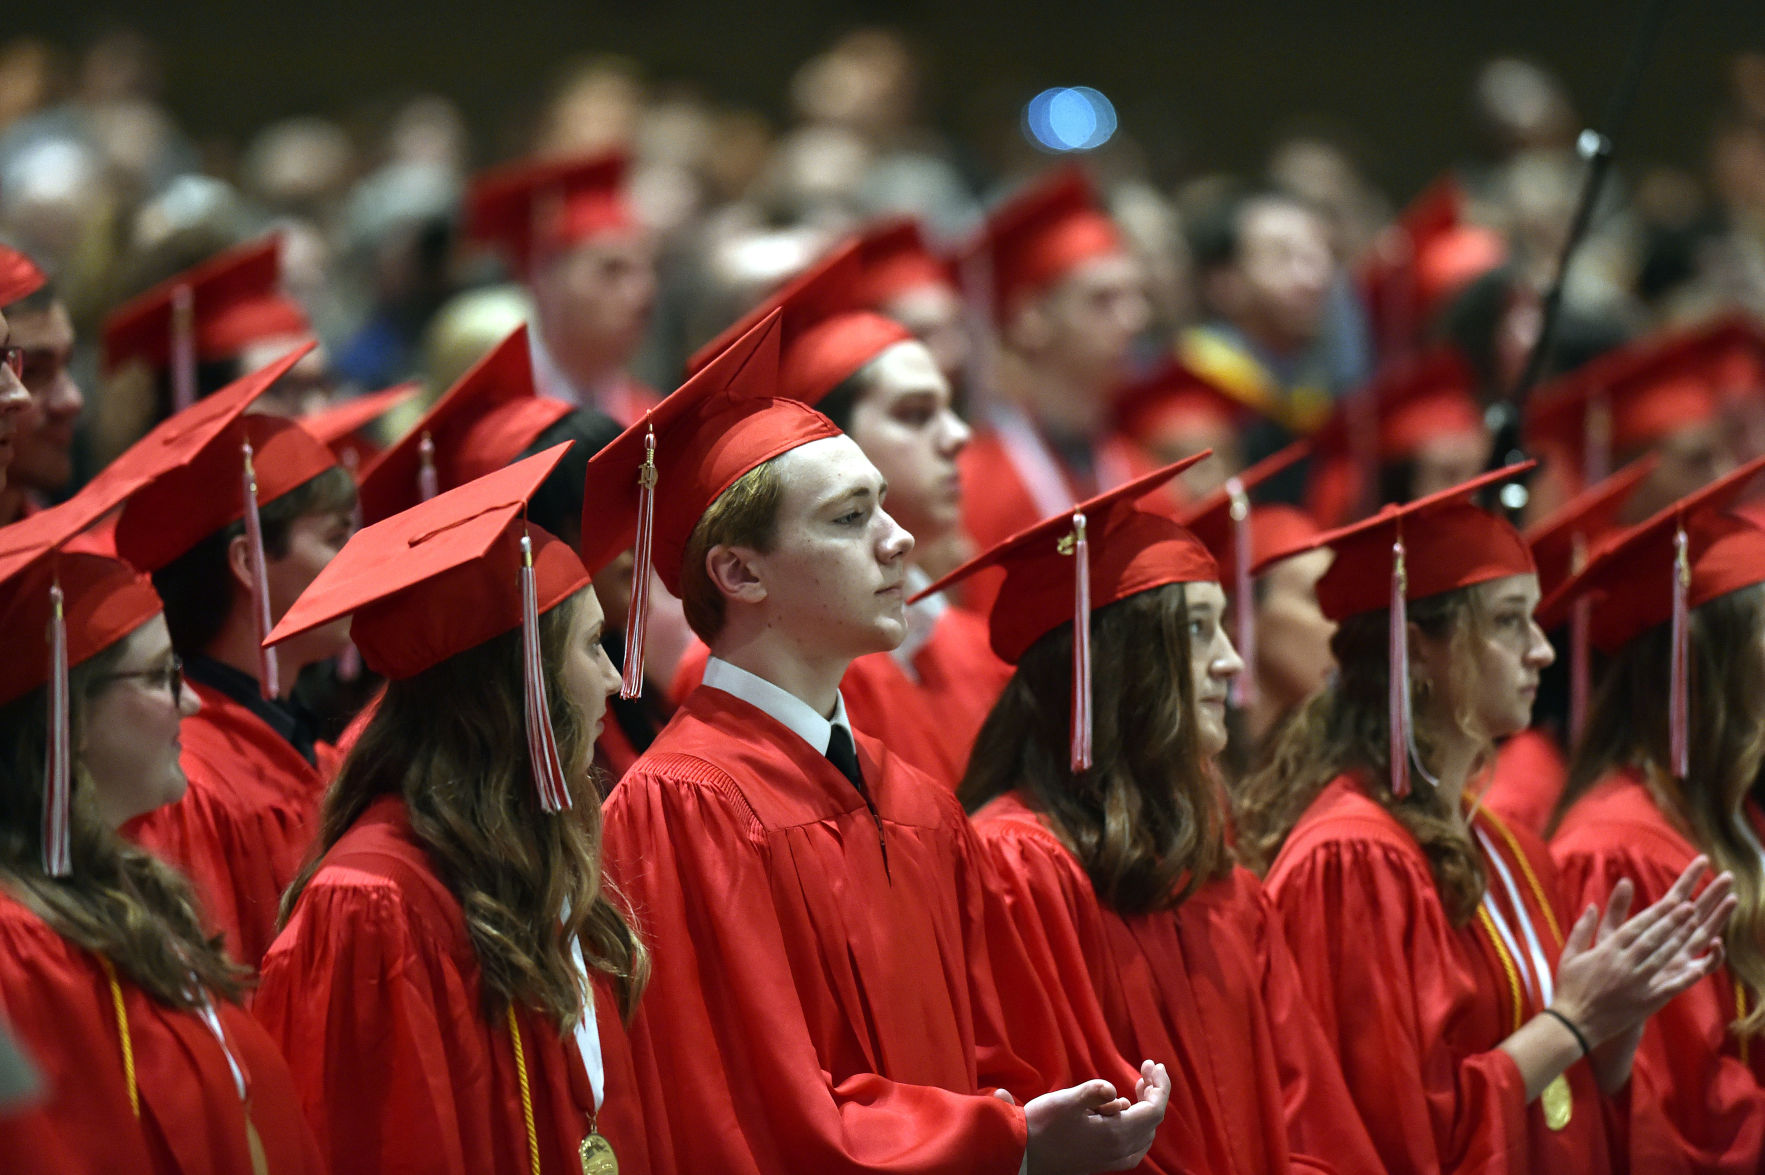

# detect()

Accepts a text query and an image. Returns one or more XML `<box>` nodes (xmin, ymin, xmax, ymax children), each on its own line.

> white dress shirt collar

<box><xmin>701</xmin><ymin>655</ymin><xmax>852</xmax><ymax>756</ymax></box>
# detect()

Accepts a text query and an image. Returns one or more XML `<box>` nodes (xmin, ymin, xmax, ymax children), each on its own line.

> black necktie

<box><xmin>826</xmin><ymin>723</ymin><xmax>866</xmax><ymax>791</ymax></box>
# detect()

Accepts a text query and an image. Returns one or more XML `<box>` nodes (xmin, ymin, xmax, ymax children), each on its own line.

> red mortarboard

<box><xmin>0</xmin><ymin>244</ymin><xmax>47</xmax><ymax>306</ymax></box>
<box><xmin>358</xmin><ymin>328</ymin><xmax>570</xmax><ymax>525</ymax></box>
<box><xmin>1525</xmin><ymin>322</ymin><xmax>1729</xmax><ymax>487</ymax></box>
<box><xmin>1302</xmin><ymin>463</ymin><xmax>1536</xmax><ymax>797</ymax></box>
<box><xmin>300</xmin><ymin>383</ymin><xmax>420</xmax><ymax>464</ymax></box>
<box><xmin>579</xmin><ymin>309</ymin><xmax>842</xmax><ymax>694</ymax></box>
<box><xmin>960</xmin><ymin>166</ymin><xmax>1124</xmax><ymax>325</ymax></box>
<box><xmin>914</xmin><ymin>454</ymin><xmax>1216</xmax><ymax>770</ymax></box>
<box><xmin>466</xmin><ymin>150</ymin><xmax>637</xmax><ymax>275</ymax></box>
<box><xmin>1538</xmin><ymin>453</ymin><xmax>1765</xmax><ymax>776</ymax></box>
<box><xmin>1701</xmin><ymin>313</ymin><xmax>1765</xmax><ymax>405</ymax></box>
<box><xmin>1113</xmin><ymin>356</ymin><xmax>1265</xmax><ymax>445</ymax></box>
<box><xmin>685</xmin><ymin>238</ymin><xmax>915</xmax><ymax>404</ymax></box>
<box><xmin>101</xmin><ymin>237</ymin><xmax>311</xmax><ymax>418</ymax></box>
<box><xmin>1306</xmin><ymin>348</ymin><xmax>1486</xmax><ymax>528</ymax></box>
<box><xmin>268</xmin><ymin>446</ymin><xmax>590</xmax><ymax>812</ymax></box>
<box><xmin>0</xmin><ymin>486</ymin><xmax>165</xmax><ymax>876</ymax></box>
<box><xmin>852</xmin><ymin>216</ymin><xmax>956</xmax><ymax>308</ymax></box>
<box><xmin>1360</xmin><ymin>176</ymin><xmax>1506</xmax><ymax>353</ymax></box>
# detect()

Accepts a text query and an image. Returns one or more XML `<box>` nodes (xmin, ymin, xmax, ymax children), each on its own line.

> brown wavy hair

<box><xmin>960</xmin><ymin>583</ymin><xmax>1230</xmax><ymax>914</ymax></box>
<box><xmin>0</xmin><ymin>638</ymin><xmax>246</xmax><ymax>1006</ymax></box>
<box><xmin>1235</xmin><ymin>586</ymin><xmax>1491</xmax><ymax>925</ymax></box>
<box><xmin>282</xmin><ymin>589</ymin><xmax>649</xmax><ymax>1026</ymax></box>
<box><xmin>1552</xmin><ymin>584</ymin><xmax>1765</xmax><ymax>1035</ymax></box>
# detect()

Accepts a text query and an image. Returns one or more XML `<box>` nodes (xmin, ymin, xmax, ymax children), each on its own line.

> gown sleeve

<box><xmin>255</xmin><ymin>877</ymin><xmax>486</xmax><ymax>1175</ymax></box>
<box><xmin>1267</xmin><ymin>833</ymin><xmax>1531</xmax><ymax>1175</ymax></box>
<box><xmin>604</xmin><ymin>770</ymin><xmax>1029</xmax><ymax>1175</ymax></box>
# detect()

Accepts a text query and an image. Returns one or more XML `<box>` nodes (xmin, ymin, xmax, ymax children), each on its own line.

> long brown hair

<box><xmin>0</xmin><ymin>637</ymin><xmax>246</xmax><ymax>1006</ymax></box>
<box><xmin>282</xmin><ymin>589</ymin><xmax>649</xmax><ymax>1026</ymax></box>
<box><xmin>1236</xmin><ymin>586</ymin><xmax>1492</xmax><ymax>925</ymax></box>
<box><xmin>960</xmin><ymin>583</ymin><xmax>1230</xmax><ymax>915</ymax></box>
<box><xmin>1553</xmin><ymin>584</ymin><xmax>1765</xmax><ymax>1034</ymax></box>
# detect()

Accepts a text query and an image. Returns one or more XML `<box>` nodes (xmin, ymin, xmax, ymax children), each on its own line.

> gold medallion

<box><xmin>580</xmin><ymin>1132</ymin><xmax>619</xmax><ymax>1175</ymax></box>
<box><xmin>1541</xmin><ymin>1073</ymin><xmax>1572</xmax><ymax>1131</ymax></box>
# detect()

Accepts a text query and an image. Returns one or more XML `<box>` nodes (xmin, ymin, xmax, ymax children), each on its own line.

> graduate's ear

<box><xmin>1406</xmin><ymin>618</ymin><xmax>1447</xmax><ymax>701</ymax></box>
<box><xmin>704</xmin><ymin>543</ymin><xmax>768</xmax><ymax>607</ymax></box>
<box><xmin>224</xmin><ymin>533</ymin><xmax>257</xmax><ymax>597</ymax></box>
<box><xmin>1004</xmin><ymin>295</ymin><xmax>1053</xmax><ymax>353</ymax></box>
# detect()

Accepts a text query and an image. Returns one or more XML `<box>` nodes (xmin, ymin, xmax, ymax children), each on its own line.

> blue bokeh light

<box><xmin>1024</xmin><ymin>86</ymin><xmax>1117</xmax><ymax>153</ymax></box>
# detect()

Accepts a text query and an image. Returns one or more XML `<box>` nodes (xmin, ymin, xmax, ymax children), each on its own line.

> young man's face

<box><xmin>1019</xmin><ymin>251</ymin><xmax>1149</xmax><ymax>391</ymax></box>
<box><xmin>534</xmin><ymin>231</ymin><xmax>658</xmax><ymax>379</ymax></box>
<box><xmin>261</xmin><ymin>500</ymin><xmax>357</xmax><ymax>671</ymax></box>
<box><xmin>0</xmin><ymin>306</ymin><xmax>30</xmax><ymax>492</ymax></box>
<box><xmin>845</xmin><ymin>341</ymin><xmax>970</xmax><ymax>547</ymax></box>
<box><xmin>6</xmin><ymin>299</ymin><xmax>82</xmax><ymax>494</ymax></box>
<box><xmin>744</xmin><ymin>435</ymin><xmax>914</xmax><ymax>660</ymax></box>
<box><xmin>1228</xmin><ymin>198</ymin><xmax>1333</xmax><ymax>354</ymax></box>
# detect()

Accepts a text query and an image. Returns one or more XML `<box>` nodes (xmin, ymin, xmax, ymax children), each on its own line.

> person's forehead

<box><xmin>779</xmin><ymin>435</ymin><xmax>879</xmax><ymax>498</ymax></box>
<box><xmin>1060</xmin><ymin>250</ymin><xmax>1140</xmax><ymax>293</ymax></box>
<box><xmin>866</xmin><ymin>340</ymin><xmax>946</xmax><ymax>394</ymax></box>
<box><xmin>7</xmin><ymin>301</ymin><xmax>73</xmax><ymax>349</ymax></box>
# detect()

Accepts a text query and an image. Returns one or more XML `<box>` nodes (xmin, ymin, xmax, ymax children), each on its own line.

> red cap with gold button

<box><xmin>960</xmin><ymin>166</ymin><xmax>1124</xmax><ymax>326</ymax></box>
<box><xmin>1359</xmin><ymin>175</ymin><xmax>1506</xmax><ymax>353</ymax></box>
<box><xmin>466</xmin><ymin>150</ymin><xmax>637</xmax><ymax>277</ymax></box>
<box><xmin>853</xmin><ymin>216</ymin><xmax>956</xmax><ymax>309</ymax></box>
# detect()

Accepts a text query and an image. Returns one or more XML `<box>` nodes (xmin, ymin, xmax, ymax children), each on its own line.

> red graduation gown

<box><xmin>0</xmin><ymin>891</ymin><xmax>322</xmax><ymax>1175</ymax></box>
<box><xmin>1551</xmin><ymin>771</ymin><xmax>1765</xmax><ymax>1173</ymax></box>
<box><xmin>255</xmin><ymin>795</ymin><xmax>645</xmax><ymax>1175</ymax></box>
<box><xmin>127</xmin><ymin>681</ymin><xmax>327</xmax><ymax>972</ymax></box>
<box><xmin>973</xmin><ymin>792</ymin><xmax>1383</xmax><ymax>1174</ymax></box>
<box><xmin>1263</xmin><ymin>775</ymin><xmax>1620</xmax><ymax>1174</ymax></box>
<box><xmin>1478</xmin><ymin>729</ymin><xmax>1569</xmax><ymax>839</ymax></box>
<box><xmin>602</xmin><ymin>685</ymin><xmax>1035</xmax><ymax>1174</ymax></box>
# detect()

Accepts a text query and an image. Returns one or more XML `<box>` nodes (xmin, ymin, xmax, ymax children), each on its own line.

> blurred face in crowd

<box><xmin>1620</xmin><ymin>421</ymin><xmax>1736</xmax><ymax>523</ymax></box>
<box><xmin>0</xmin><ymin>307</ymin><xmax>29</xmax><ymax>493</ymax></box>
<box><xmin>1009</xmin><ymin>251</ymin><xmax>1149</xmax><ymax>394</ymax></box>
<box><xmin>845</xmin><ymin>341</ymin><xmax>970</xmax><ymax>547</ymax></box>
<box><xmin>1216</xmin><ymin>197</ymin><xmax>1334</xmax><ymax>356</ymax></box>
<box><xmin>878</xmin><ymin>281</ymin><xmax>968</xmax><ymax>387</ymax></box>
<box><xmin>240</xmin><ymin>334</ymin><xmax>334</xmax><ymax>418</ymax></box>
<box><xmin>1408</xmin><ymin>428</ymin><xmax>1491</xmax><ymax>501</ymax></box>
<box><xmin>1252</xmin><ymin>549</ymin><xmax>1336</xmax><ymax>730</ymax></box>
<box><xmin>239</xmin><ymin>499</ymin><xmax>356</xmax><ymax>675</ymax></box>
<box><xmin>533</xmin><ymin>230</ymin><xmax>658</xmax><ymax>385</ymax></box>
<box><xmin>5</xmin><ymin>298</ymin><xmax>83</xmax><ymax>494</ymax></box>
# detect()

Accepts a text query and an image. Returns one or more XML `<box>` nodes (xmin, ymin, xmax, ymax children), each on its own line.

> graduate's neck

<box><xmin>1413</xmin><ymin>717</ymin><xmax>1482</xmax><ymax>823</ymax></box>
<box><xmin>205</xmin><ymin>616</ymin><xmax>296</xmax><ymax>701</ymax></box>
<box><xmin>0</xmin><ymin>484</ymin><xmax>23</xmax><ymax>527</ymax></box>
<box><xmin>710</xmin><ymin>628</ymin><xmax>853</xmax><ymax>721</ymax></box>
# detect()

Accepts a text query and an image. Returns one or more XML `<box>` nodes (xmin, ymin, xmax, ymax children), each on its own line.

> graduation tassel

<box><xmin>520</xmin><ymin>531</ymin><xmax>572</xmax><ymax>812</ymax></box>
<box><xmin>417</xmin><ymin>431</ymin><xmax>440</xmax><ymax>502</ymax></box>
<box><xmin>1226</xmin><ymin>477</ymin><xmax>1256</xmax><ymax>710</ymax></box>
<box><xmin>1389</xmin><ymin>534</ymin><xmax>1411</xmax><ymax>799</ymax></box>
<box><xmin>620</xmin><ymin>428</ymin><xmax>657</xmax><ymax>699</ymax></box>
<box><xmin>240</xmin><ymin>441</ymin><xmax>281</xmax><ymax>701</ymax></box>
<box><xmin>170</xmin><ymin>284</ymin><xmax>197</xmax><ymax>414</ymax></box>
<box><xmin>42</xmin><ymin>576</ymin><xmax>71</xmax><ymax>877</ymax></box>
<box><xmin>1669</xmin><ymin>522</ymin><xmax>1691</xmax><ymax>779</ymax></box>
<box><xmin>1568</xmin><ymin>531</ymin><xmax>1592</xmax><ymax>744</ymax></box>
<box><xmin>1069</xmin><ymin>511</ymin><xmax>1093</xmax><ymax>772</ymax></box>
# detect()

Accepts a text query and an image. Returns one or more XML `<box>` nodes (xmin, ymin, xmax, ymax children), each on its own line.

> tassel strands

<box><xmin>1066</xmin><ymin>511</ymin><xmax>1093</xmax><ymax>772</ymax></box>
<box><xmin>620</xmin><ymin>428</ymin><xmax>657</xmax><ymax>699</ymax></box>
<box><xmin>519</xmin><ymin>531</ymin><xmax>572</xmax><ymax>812</ymax></box>
<box><xmin>1669</xmin><ymin>523</ymin><xmax>1691</xmax><ymax>779</ymax></box>
<box><xmin>42</xmin><ymin>577</ymin><xmax>71</xmax><ymax>877</ymax></box>
<box><xmin>1388</xmin><ymin>534</ymin><xmax>1412</xmax><ymax>799</ymax></box>
<box><xmin>417</xmin><ymin>431</ymin><xmax>440</xmax><ymax>502</ymax></box>
<box><xmin>1226</xmin><ymin>477</ymin><xmax>1256</xmax><ymax>710</ymax></box>
<box><xmin>239</xmin><ymin>442</ymin><xmax>281</xmax><ymax>701</ymax></box>
<box><xmin>170</xmin><ymin>285</ymin><xmax>197</xmax><ymax>415</ymax></box>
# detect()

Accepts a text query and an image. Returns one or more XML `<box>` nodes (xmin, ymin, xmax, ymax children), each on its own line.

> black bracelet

<box><xmin>1542</xmin><ymin>1008</ymin><xmax>1592</xmax><ymax>1058</ymax></box>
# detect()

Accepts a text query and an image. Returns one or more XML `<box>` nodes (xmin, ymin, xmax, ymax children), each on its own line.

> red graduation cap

<box><xmin>852</xmin><ymin>216</ymin><xmax>956</xmax><ymax>309</ymax></box>
<box><xmin>1359</xmin><ymin>175</ymin><xmax>1507</xmax><ymax>354</ymax></box>
<box><xmin>466</xmin><ymin>150</ymin><xmax>637</xmax><ymax>276</ymax></box>
<box><xmin>0</xmin><ymin>481</ymin><xmax>165</xmax><ymax>875</ymax></box>
<box><xmin>101</xmin><ymin>236</ymin><xmax>311</xmax><ymax>415</ymax></box>
<box><xmin>0</xmin><ymin>244</ymin><xmax>47</xmax><ymax>306</ymax></box>
<box><xmin>1300</xmin><ymin>463</ymin><xmax>1537</xmax><ymax>797</ymax></box>
<box><xmin>1112</xmin><ymin>356</ymin><xmax>1266</xmax><ymax>447</ymax></box>
<box><xmin>1306</xmin><ymin>348</ymin><xmax>1486</xmax><ymax>527</ymax></box>
<box><xmin>1538</xmin><ymin>452</ymin><xmax>1765</xmax><ymax>777</ymax></box>
<box><xmin>685</xmin><ymin>238</ymin><xmax>914</xmax><ymax>404</ymax></box>
<box><xmin>112</xmin><ymin>344</ymin><xmax>334</xmax><ymax>698</ymax></box>
<box><xmin>299</xmin><ymin>383</ymin><xmax>421</xmax><ymax>473</ymax></box>
<box><xmin>579</xmin><ymin>309</ymin><xmax>841</xmax><ymax>695</ymax></box>
<box><xmin>267</xmin><ymin>446</ymin><xmax>590</xmax><ymax>812</ymax></box>
<box><xmin>357</xmin><ymin>327</ymin><xmax>571</xmax><ymax>525</ymax></box>
<box><xmin>1525</xmin><ymin>322</ymin><xmax>1729</xmax><ymax>488</ymax></box>
<box><xmin>1521</xmin><ymin>456</ymin><xmax>1658</xmax><ymax>740</ymax></box>
<box><xmin>960</xmin><ymin>166</ymin><xmax>1124</xmax><ymax>325</ymax></box>
<box><xmin>1178</xmin><ymin>441</ymin><xmax>1314</xmax><ymax>710</ymax></box>
<box><xmin>1700</xmin><ymin>313</ymin><xmax>1765</xmax><ymax>406</ymax></box>
<box><xmin>913</xmin><ymin>453</ymin><xmax>1217</xmax><ymax>770</ymax></box>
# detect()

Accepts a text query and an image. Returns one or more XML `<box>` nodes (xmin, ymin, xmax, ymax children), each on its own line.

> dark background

<box><xmin>23</xmin><ymin>2</ymin><xmax>1765</xmax><ymax>195</ymax></box>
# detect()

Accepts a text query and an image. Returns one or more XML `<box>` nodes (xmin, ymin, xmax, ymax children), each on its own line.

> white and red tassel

<box><xmin>42</xmin><ymin>577</ymin><xmax>71</xmax><ymax>877</ymax></box>
<box><xmin>417</xmin><ymin>431</ymin><xmax>440</xmax><ymax>502</ymax></box>
<box><xmin>1227</xmin><ymin>477</ymin><xmax>1256</xmax><ymax>710</ymax></box>
<box><xmin>1567</xmin><ymin>531</ymin><xmax>1592</xmax><ymax>744</ymax></box>
<box><xmin>1389</xmin><ymin>534</ymin><xmax>1411</xmax><ymax>798</ymax></box>
<box><xmin>1069</xmin><ymin>511</ymin><xmax>1093</xmax><ymax>772</ymax></box>
<box><xmin>620</xmin><ymin>429</ymin><xmax>657</xmax><ymax>699</ymax></box>
<box><xmin>520</xmin><ymin>531</ymin><xmax>572</xmax><ymax>811</ymax></box>
<box><xmin>1669</xmin><ymin>523</ymin><xmax>1691</xmax><ymax>778</ymax></box>
<box><xmin>240</xmin><ymin>442</ymin><xmax>281</xmax><ymax>700</ymax></box>
<box><xmin>171</xmin><ymin>284</ymin><xmax>197</xmax><ymax>414</ymax></box>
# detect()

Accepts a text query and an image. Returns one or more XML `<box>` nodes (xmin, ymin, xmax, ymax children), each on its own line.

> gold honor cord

<box><xmin>508</xmin><ymin>1002</ymin><xmax>619</xmax><ymax>1175</ymax></box>
<box><xmin>100</xmin><ymin>957</ymin><xmax>140</xmax><ymax>1117</ymax></box>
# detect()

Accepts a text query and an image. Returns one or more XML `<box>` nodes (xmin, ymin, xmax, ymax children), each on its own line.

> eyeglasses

<box><xmin>1</xmin><ymin>347</ymin><xmax>21</xmax><ymax>380</ymax></box>
<box><xmin>94</xmin><ymin>656</ymin><xmax>185</xmax><ymax>705</ymax></box>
